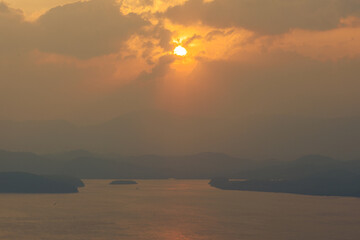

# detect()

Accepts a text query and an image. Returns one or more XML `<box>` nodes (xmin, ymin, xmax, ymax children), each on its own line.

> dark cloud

<box><xmin>0</xmin><ymin>1</ymin><xmax>175</xmax><ymax>59</ymax></box>
<box><xmin>137</xmin><ymin>54</ymin><xmax>175</xmax><ymax>81</ymax></box>
<box><xmin>182</xmin><ymin>34</ymin><xmax>202</xmax><ymax>46</ymax></box>
<box><xmin>0</xmin><ymin>2</ymin><xmax>32</xmax><ymax>54</ymax></box>
<box><xmin>144</xmin><ymin>21</ymin><xmax>174</xmax><ymax>51</ymax></box>
<box><xmin>0</xmin><ymin>0</ymin><xmax>151</xmax><ymax>59</ymax></box>
<box><xmin>165</xmin><ymin>0</ymin><xmax>360</xmax><ymax>34</ymax></box>
<box><xmin>205</xmin><ymin>30</ymin><xmax>234</xmax><ymax>41</ymax></box>
<box><xmin>35</xmin><ymin>0</ymin><xmax>148</xmax><ymax>58</ymax></box>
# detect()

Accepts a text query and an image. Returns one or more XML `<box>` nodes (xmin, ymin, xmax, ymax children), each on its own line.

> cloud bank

<box><xmin>165</xmin><ymin>0</ymin><xmax>360</xmax><ymax>34</ymax></box>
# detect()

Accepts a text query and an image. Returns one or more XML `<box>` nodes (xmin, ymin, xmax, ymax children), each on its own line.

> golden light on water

<box><xmin>174</xmin><ymin>46</ymin><xmax>187</xmax><ymax>56</ymax></box>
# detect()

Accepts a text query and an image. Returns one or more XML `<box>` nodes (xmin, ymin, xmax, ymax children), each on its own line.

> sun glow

<box><xmin>174</xmin><ymin>46</ymin><xmax>187</xmax><ymax>56</ymax></box>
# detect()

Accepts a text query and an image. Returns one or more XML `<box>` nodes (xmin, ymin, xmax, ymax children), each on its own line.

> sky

<box><xmin>1</xmin><ymin>0</ymin><xmax>360</xmax><ymax>157</ymax></box>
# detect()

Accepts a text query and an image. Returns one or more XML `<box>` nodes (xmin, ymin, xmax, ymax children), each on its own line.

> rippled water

<box><xmin>0</xmin><ymin>180</ymin><xmax>360</xmax><ymax>240</ymax></box>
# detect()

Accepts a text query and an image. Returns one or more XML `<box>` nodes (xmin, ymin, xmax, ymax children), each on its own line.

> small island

<box><xmin>110</xmin><ymin>180</ymin><xmax>138</xmax><ymax>185</ymax></box>
<box><xmin>0</xmin><ymin>172</ymin><xmax>80</xmax><ymax>193</ymax></box>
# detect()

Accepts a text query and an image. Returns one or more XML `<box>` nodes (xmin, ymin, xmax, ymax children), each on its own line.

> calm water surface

<box><xmin>0</xmin><ymin>180</ymin><xmax>360</xmax><ymax>240</ymax></box>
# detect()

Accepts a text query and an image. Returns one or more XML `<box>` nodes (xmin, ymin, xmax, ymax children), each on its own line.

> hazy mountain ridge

<box><xmin>1</xmin><ymin>114</ymin><xmax>360</xmax><ymax>159</ymax></box>
<box><xmin>0</xmin><ymin>149</ymin><xmax>251</xmax><ymax>179</ymax></box>
<box><xmin>1</xmin><ymin>149</ymin><xmax>360</xmax><ymax>181</ymax></box>
<box><xmin>236</xmin><ymin>155</ymin><xmax>360</xmax><ymax>181</ymax></box>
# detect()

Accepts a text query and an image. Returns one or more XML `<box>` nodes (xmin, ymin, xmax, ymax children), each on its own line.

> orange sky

<box><xmin>1</xmin><ymin>0</ymin><xmax>360</xmax><ymax>123</ymax></box>
<box><xmin>1</xmin><ymin>0</ymin><xmax>360</xmax><ymax>157</ymax></box>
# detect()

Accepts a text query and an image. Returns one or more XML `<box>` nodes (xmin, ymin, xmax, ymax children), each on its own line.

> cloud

<box><xmin>0</xmin><ymin>1</ymin><xmax>177</xmax><ymax>60</ymax></box>
<box><xmin>34</xmin><ymin>0</ymin><xmax>148</xmax><ymax>59</ymax></box>
<box><xmin>1</xmin><ymin>0</ymin><xmax>152</xmax><ymax>59</ymax></box>
<box><xmin>0</xmin><ymin>1</ymin><xmax>174</xmax><ymax>122</ymax></box>
<box><xmin>137</xmin><ymin>54</ymin><xmax>175</xmax><ymax>81</ymax></box>
<box><xmin>165</xmin><ymin>0</ymin><xmax>360</xmax><ymax>34</ymax></box>
<box><xmin>0</xmin><ymin>2</ymin><xmax>32</xmax><ymax>54</ymax></box>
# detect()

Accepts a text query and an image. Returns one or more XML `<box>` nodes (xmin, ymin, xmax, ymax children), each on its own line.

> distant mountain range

<box><xmin>0</xmin><ymin>149</ymin><xmax>253</xmax><ymax>179</ymax></box>
<box><xmin>1</xmin><ymin>113</ymin><xmax>360</xmax><ymax>159</ymax></box>
<box><xmin>1</xmin><ymin>149</ymin><xmax>360</xmax><ymax>181</ymax></box>
<box><xmin>236</xmin><ymin>155</ymin><xmax>360</xmax><ymax>180</ymax></box>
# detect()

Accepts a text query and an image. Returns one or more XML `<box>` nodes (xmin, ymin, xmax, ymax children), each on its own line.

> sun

<box><xmin>174</xmin><ymin>46</ymin><xmax>187</xmax><ymax>56</ymax></box>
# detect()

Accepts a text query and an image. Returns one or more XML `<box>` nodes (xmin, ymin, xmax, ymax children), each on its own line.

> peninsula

<box><xmin>0</xmin><ymin>172</ymin><xmax>80</xmax><ymax>193</ymax></box>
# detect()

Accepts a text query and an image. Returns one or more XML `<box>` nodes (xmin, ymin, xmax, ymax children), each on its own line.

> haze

<box><xmin>1</xmin><ymin>0</ymin><xmax>360</xmax><ymax>159</ymax></box>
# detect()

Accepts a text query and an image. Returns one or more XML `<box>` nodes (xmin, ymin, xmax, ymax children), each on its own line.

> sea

<box><xmin>0</xmin><ymin>180</ymin><xmax>359</xmax><ymax>240</ymax></box>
